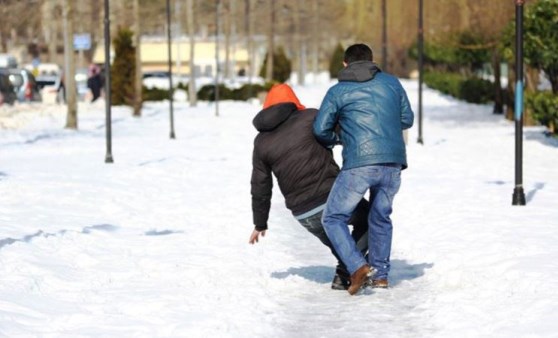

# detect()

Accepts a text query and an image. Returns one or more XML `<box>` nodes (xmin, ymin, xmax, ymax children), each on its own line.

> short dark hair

<box><xmin>343</xmin><ymin>44</ymin><xmax>373</xmax><ymax>64</ymax></box>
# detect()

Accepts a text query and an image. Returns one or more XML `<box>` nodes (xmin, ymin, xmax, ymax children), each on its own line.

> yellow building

<box><xmin>93</xmin><ymin>37</ymin><xmax>261</xmax><ymax>77</ymax></box>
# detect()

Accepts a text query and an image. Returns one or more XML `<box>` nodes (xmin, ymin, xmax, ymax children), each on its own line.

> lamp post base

<box><xmin>512</xmin><ymin>187</ymin><xmax>526</xmax><ymax>205</ymax></box>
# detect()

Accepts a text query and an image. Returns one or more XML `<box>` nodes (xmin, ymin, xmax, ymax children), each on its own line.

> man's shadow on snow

<box><xmin>271</xmin><ymin>260</ymin><xmax>433</xmax><ymax>287</ymax></box>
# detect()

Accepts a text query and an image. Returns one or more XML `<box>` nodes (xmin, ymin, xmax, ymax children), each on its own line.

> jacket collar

<box><xmin>338</xmin><ymin>61</ymin><xmax>381</xmax><ymax>82</ymax></box>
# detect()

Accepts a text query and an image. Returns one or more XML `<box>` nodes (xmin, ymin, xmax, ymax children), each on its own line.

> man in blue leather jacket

<box><xmin>313</xmin><ymin>43</ymin><xmax>414</xmax><ymax>295</ymax></box>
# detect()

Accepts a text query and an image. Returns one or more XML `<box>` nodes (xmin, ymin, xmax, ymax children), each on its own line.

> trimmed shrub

<box><xmin>231</xmin><ymin>83</ymin><xmax>266</xmax><ymax>101</ymax></box>
<box><xmin>142</xmin><ymin>86</ymin><xmax>170</xmax><ymax>101</ymax></box>
<box><xmin>526</xmin><ymin>91</ymin><xmax>558</xmax><ymax>134</ymax></box>
<box><xmin>329</xmin><ymin>43</ymin><xmax>345</xmax><ymax>79</ymax></box>
<box><xmin>424</xmin><ymin>71</ymin><xmax>494</xmax><ymax>104</ymax></box>
<box><xmin>424</xmin><ymin>71</ymin><xmax>462</xmax><ymax>97</ymax></box>
<box><xmin>197</xmin><ymin>84</ymin><xmax>233</xmax><ymax>101</ymax></box>
<box><xmin>459</xmin><ymin>77</ymin><xmax>494</xmax><ymax>104</ymax></box>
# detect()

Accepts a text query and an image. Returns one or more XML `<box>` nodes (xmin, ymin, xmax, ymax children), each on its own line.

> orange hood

<box><xmin>263</xmin><ymin>84</ymin><xmax>306</xmax><ymax>110</ymax></box>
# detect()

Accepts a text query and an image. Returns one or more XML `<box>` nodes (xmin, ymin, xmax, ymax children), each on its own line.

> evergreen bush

<box><xmin>523</xmin><ymin>0</ymin><xmax>558</xmax><ymax>94</ymax></box>
<box><xmin>329</xmin><ymin>43</ymin><xmax>345</xmax><ymax>79</ymax></box>
<box><xmin>526</xmin><ymin>91</ymin><xmax>558</xmax><ymax>134</ymax></box>
<box><xmin>259</xmin><ymin>46</ymin><xmax>292</xmax><ymax>83</ymax></box>
<box><xmin>111</xmin><ymin>28</ymin><xmax>136</xmax><ymax>106</ymax></box>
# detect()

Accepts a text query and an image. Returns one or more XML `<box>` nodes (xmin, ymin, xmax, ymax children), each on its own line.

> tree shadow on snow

<box><xmin>271</xmin><ymin>260</ymin><xmax>433</xmax><ymax>286</ymax></box>
<box><xmin>0</xmin><ymin>224</ymin><xmax>118</xmax><ymax>250</ymax></box>
<box><xmin>525</xmin><ymin>129</ymin><xmax>558</xmax><ymax>148</ymax></box>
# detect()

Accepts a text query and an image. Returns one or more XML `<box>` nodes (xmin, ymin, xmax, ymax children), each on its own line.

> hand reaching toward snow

<box><xmin>249</xmin><ymin>229</ymin><xmax>266</xmax><ymax>244</ymax></box>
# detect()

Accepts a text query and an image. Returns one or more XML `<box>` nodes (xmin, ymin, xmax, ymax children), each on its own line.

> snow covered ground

<box><xmin>1</xmin><ymin>78</ymin><xmax>557</xmax><ymax>337</ymax></box>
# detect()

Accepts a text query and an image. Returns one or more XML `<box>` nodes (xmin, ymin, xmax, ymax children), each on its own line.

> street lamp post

<box><xmin>512</xmin><ymin>0</ymin><xmax>526</xmax><ymax>205</ymax></box>
<box><xmin>104</xmin><ymin>0</ymin><xmax>113</xmax><ymax>163</ymax></box>
<box><xmin>167</xmin><ymin>0</ymin><xmax>176</xmax><ymax>139</ymax></box>
<box><xmin>417</xmin><ymin>0</ymin><xmax>424</xmax><ymax>144</ymax></box>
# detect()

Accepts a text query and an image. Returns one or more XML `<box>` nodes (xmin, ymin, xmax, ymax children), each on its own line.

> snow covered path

<box><xmin>1</xmin><ymin>81</ymin><xmax>557</xmax><ymax>337</ymax></box>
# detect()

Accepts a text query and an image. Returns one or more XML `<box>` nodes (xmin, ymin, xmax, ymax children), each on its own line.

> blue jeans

<box><xmin>322</xmin><ymin>165</ymin><xmax>401</xmax><ymax>279</ymax></box>
<box><xmin>297</xmin><ymin>200</ymin><xmax>369</xmax><ymax>277</ymax></box>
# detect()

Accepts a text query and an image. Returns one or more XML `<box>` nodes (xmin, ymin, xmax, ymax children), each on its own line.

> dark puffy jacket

<box><xmin>313</xmin><ymin>61</ymin><xmax>414</xmax><ymax>169</ymax></box>
<box><xmin>251</xmin><ymin>103</ymin><xmax>339</xmax><ymax>230</ymax></box>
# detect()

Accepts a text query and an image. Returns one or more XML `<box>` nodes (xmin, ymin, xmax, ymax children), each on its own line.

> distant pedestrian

<box><xmin>57</xmin><ymin>71</ymin><xmax>65</xmax><ymax>104</ymax></box>
<box><xmin>313</xmin><ymin>43</ymin><xmax>414</xmax><ymax>295</ymax></box>
<box><xmin>87</xmin><ymin>64</ymin><xmax>103</xmax><ymax>102</ymax></box>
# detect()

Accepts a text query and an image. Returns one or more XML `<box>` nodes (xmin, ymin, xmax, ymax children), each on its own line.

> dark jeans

<box><xmin>297</xmin><ymin>199</ymin><xmax>369</xmax><ymax>276</ymax></box>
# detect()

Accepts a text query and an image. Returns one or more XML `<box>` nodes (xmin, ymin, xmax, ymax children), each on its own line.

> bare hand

<box><xmin>249</xmin><ymin>229</ymin><xmax>266</xmax><ymax>244</ymax></box>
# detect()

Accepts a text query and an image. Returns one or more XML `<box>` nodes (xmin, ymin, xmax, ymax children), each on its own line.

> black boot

<box><xmin>331</xmin><ymin>267</ymin><xmax>351</xmax><ymax>290</ymax></box>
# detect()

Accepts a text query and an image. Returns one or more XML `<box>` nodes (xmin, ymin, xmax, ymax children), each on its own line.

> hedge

<box><xmin>525</xmin><ymin>91</ymin><xmax>558</xmax><ymax>135</ymax></box>
<box><xmin>424</xmin><ymin>71</ymin><xmax>494</xmax><ymax>104</ymax></box>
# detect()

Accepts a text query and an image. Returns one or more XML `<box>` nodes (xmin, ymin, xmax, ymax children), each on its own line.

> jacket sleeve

<box><xmin>250</xmin><ymin>141</ymin><xmax>273</xmax><ymax>231</ymax></box>
<box><xmin>313</xmin><ymin>89</ymin><xmax>340</xmax><ymax>146</ymax></box>
<box><xmin>399</xmin><ymin>82</ymin><xmax>414</xmax><ymax>130</ymax></box>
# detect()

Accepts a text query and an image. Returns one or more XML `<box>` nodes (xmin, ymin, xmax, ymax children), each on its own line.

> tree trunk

<box><xmin>266</xmin><ymin>1</ymin><xmax>275</xmax><ymax>81</ymax></box>
<box><xmin>43</xmin><ymin>0</ymin><xmax>57</xmax><ymax>62</ymax></box>
<box><xmin>247</xmin><ymin>0</ymin><xmax>255</xmax><ymax>82</ymax></box>
<box><xmin>550</xmin><ymin>70</ymin><xmax>558</xmax><ymax>94</ymax></box>
<box><xmin>223</xmin><ymin>0</ymin><xmax>230</xmax><ymax>80</ymax></box>
<box><xmin>524</xmin><ymin>65</ymin><xmax>539</xmax><ymax>126</ymax></box>
<box><xmin>492</xmin><ymin>48</ymin><xmax>503</xmax><ymax>114</ymax></box>
<box><xmin>295</xmin><ymin>0</ymin><xmax>305</xmax><ymax>86</ymax></box>
<box><xmin>133</xmin><ymin>0</ymin><xmax>142</xmax><ymax>116</ymax></box>
<box><xmin>0</xmin><ymin>28</ymin><xmax>7</xmax><ymax>53</ymax></box>
<box><xmin>505</xmin><ymin>61</ymin><xmax>515</xmax><ymax>121</ymax></box>
<box><xmin>311</xmin><ymin>0</ymin><xmax>319</xmax><ymax>82</ymax></box>
<box><xmin>187</xmin><ymin>0</ymin><xmax>197</xmax><ymax>106</ymax></box>
<box><xmin>525</xmin><ymin>65</ymin><xmax>539</xmax><ymax>92</ymax></box>
<box><xmin>229</xmin><ymin>0</ymin><xmax>237</xmax><ymax>80</ymax></box>
<box><xmin>63</xmin><ymin>0</ymin><xmax>78</xmax><ymax>129</ymax></box>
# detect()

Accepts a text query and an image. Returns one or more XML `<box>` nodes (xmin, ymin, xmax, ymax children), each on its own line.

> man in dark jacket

<box><xmin>250</xmin><ymin>83</ymin><xmax>369</xmax><ymax>290</ymax></box>
<box><xmin>313</xmin><ymin>44</ymin><xmax>414</xmax><ymax>294</ymax></box>
<box><xmin>87</xmin><ymin>65</ymin><xmax>103</xmax><ymax>102</ymax></box>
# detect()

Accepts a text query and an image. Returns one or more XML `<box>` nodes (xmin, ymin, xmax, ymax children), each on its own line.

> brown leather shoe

<box><xmin>347</xmin><ymin>264</ymin><xmax>371</xmax><ymax>295</ymax></box>
<box><xmin>371</xmin><ymin>279</ymin><xmax>389</xmax><ymax>288</ymax></box>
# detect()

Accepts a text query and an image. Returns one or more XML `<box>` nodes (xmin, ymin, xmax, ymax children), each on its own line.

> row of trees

<box><xmin>0</xmin><ymin>0</ymin><xmax>555</xmax><ymax>135</ymax></box>
<box><xmin>406</xmin><ymin>0</ymin><xmax>557</xmax><ymax>135</ymax></box>
<box><xmin>2</xmin><ymin>0</ymin><xmax>528</xmax><ymax>81</ymax></box>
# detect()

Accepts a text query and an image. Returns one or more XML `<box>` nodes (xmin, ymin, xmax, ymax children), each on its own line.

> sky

<box><xmin>0</xmin><ymin>77</ymin><xmax>557</xmax><ymax>337</ymax></box>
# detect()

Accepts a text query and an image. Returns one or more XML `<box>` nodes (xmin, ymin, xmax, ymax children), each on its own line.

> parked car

<box><xmin>0</xmin><ymin>54</ymin><xmax>17</xmax><ymax>68</ymax></box>
<box><xmin>26</xmin><ymin>63</ymin><xmax>62</xmax><ymax>90</ymax></box>
<box><xmin>0</xmin><ymin>71</ymin><xmax>17</xmax><ymax>106</ymax></box>
<box><xmin>5</xmin><ymin>68</ymin><xmax>42</xmax><ymax>102</ymax></box>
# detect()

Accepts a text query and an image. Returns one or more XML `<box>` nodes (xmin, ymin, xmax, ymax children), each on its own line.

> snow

<box><xmin>1</xmin><ymin>78</ymin><xmax>557</xmax><ymax>337</ymax></box>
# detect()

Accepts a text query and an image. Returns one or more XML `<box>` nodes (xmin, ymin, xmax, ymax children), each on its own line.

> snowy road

<box><xmin>1</xmin><ymin>81</ymin><xmax>557</xmax><ymax>337</ymax></box>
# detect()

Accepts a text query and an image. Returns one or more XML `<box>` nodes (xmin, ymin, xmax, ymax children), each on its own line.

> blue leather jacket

<box><xmin>313</xmin><ymin>61</ymin><xmax>414</xmax><ymax>169</ymax></box>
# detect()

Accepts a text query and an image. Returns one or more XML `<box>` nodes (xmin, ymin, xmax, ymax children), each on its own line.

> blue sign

<box><xmin>74</xmin><ymin>34</ymin><xmax>92</xmax><ymax>51</ymax></box>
